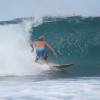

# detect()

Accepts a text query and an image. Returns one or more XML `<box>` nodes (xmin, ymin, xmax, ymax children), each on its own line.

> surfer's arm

<box><xmin>30</xmin><ymin>42</ymin><xmax>36</xmax><ymax>52</ymax></box>
<box><xmin>45</xmin><ymin>42</ymin><xmax>58</xmax><ymax>58</ymax></box>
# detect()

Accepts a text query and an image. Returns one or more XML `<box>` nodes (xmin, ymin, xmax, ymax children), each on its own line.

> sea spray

<box><xmin>0</xmin><ymin>17</ymin><xmax>49</xmax><ymax>76</ymax></box>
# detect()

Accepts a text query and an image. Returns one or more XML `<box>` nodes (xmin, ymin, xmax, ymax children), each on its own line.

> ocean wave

<box><xmin>0</xmin><ymin>16</ymin><xmax>100</xmax><ymax>76</ymax></box>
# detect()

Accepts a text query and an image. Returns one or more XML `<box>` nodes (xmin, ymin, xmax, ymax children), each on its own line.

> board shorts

<box><xmin>36</xmin><ymin>48</ymin><xmax>48</xmax><ymax>60</ymax></box>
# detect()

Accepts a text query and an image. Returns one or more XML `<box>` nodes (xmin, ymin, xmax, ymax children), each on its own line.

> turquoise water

<box><xmin>0</xmin><ymin>16</ymin><xmax>100</xmax><ymax>100</ymax></box>
<box><xmin>31</xmin><ymin>16</ymin><xmax>100</xmax><ymax>76</ymax></box>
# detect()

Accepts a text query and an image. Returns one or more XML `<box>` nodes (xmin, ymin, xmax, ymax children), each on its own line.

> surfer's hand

<box><xmin>54</xmin><ymin>53</ymin><xmax>58</xmax><ymax>59</ymax></box>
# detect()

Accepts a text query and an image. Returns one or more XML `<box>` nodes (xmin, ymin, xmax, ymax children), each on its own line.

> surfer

<box><xmin>30</xmin><ymin>36</ymin><xmax>58</xmax><ymax>64</ymax></box>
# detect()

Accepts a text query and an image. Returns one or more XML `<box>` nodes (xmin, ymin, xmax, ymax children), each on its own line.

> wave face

<box><xmin>0</xmin><ymin>16</ymin><xmax>100</xmax><ymax>76</ymax></box>
<box><xmin>31</xmin><ymin>16</ymin><xmax>100</xmax><ymax>76</ymax></box>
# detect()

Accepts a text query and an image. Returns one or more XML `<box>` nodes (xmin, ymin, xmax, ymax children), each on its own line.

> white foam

<box><xmin>0</xmin><ymin>77</ymin><xmax>100</xmax><ymax>100</ymax></box>
<box><xmin>0</xmin><ymin>18</ymin><xmax>49</xmax><ymax>76</ymax></box>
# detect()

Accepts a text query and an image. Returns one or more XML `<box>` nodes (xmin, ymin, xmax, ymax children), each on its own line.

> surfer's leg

<box><xmin>43</xmin><ymin>51</ymin><xmax>48</xmax><ymax>64</ymax></box>
<box><xmin>35</xmin><ymin>49</ymin><xmax>41</xmax><ymax>63</ymax></box>
<box><xmin>44</xmin><ymin>56</ymin><xmax>48</xmax><ymax>64</ymax></box>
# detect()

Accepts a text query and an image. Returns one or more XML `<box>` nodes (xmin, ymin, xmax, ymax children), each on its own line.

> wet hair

<box><xmin>38</xmin><ymin>36</ymin><xmax>45</xmax><ymax>41</ymax></box>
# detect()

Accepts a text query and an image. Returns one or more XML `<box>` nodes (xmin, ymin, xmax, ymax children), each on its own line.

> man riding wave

<box><xmin>30</xmin><ymin>36</ymin><xmax>58</xmax><ymax>64</ymax></box>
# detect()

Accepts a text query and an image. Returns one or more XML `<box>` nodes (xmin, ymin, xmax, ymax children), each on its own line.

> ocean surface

<box><xmin>0</xmin><ymin>16</ymin><xmax>100</xmax><ymax>100</ymax></box>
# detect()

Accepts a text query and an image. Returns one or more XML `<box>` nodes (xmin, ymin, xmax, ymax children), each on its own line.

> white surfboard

<box><xmin>49</xmin><ymin>64</ymin><xmax>73</xmax><ymax>69</ymax></box>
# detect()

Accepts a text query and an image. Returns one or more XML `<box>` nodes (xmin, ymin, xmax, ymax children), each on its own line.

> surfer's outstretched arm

<box><xmin>45</xmin><ymin>41</ymin><xmax>58</xmax><ymax>58</ymax></box>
